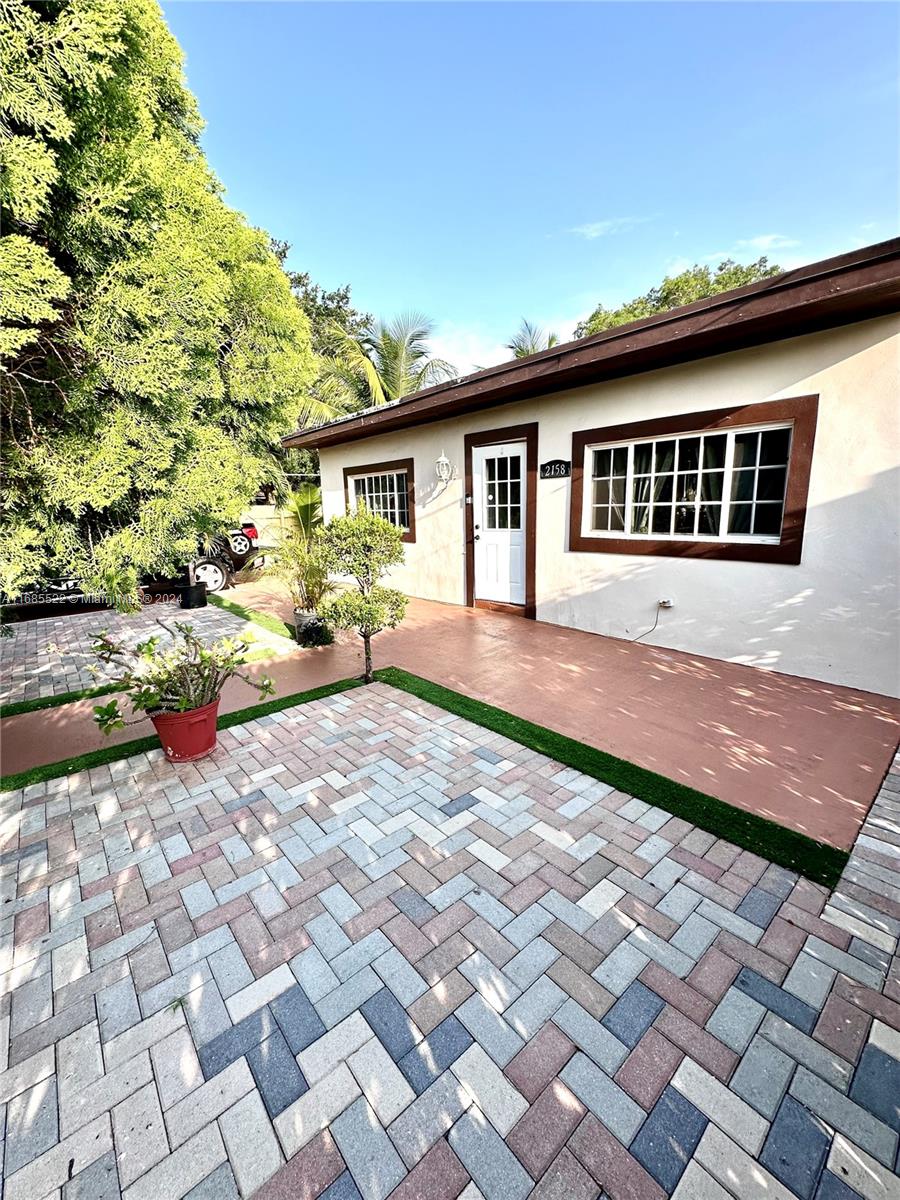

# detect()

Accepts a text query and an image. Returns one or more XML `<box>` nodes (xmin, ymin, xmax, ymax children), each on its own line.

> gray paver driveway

<box><xmin>1</xmin><ymin>683</ymin><xmax>898</xmax><ymax>1200</ymax></box>
<box><xmin>0</xmin><ymin>601</ymin><xmax>296</xmax><ymax>705</ymax></box>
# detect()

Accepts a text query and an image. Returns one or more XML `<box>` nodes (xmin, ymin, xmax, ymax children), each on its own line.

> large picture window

<box><xmin>343</xmin><ymin>458</ymin><xmax>416</xmax><ymax>543</ymax></box>
<box><xmin>569</xmin><ymin>395</ymin><xmax>818</xmax><ymax>565</ymax></box>
<box><xmin>586</xmin><ymin>424</ymin><xmax>792</xmax><ymax>543</ymax></box>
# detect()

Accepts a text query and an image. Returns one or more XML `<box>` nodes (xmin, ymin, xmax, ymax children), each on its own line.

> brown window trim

<box><xmin>343</xmin><ymin>458</ymin><xmax>416</xmax><ymax>544</ymax></box>
<box><xmin>464</xmin><ymin>423</ymin><xmax>538</xmax><ymax>619</ymax></box>
<box><xmin>569</xmin><ymin>395</ymin><xmax>818</xmax><ymax>565</ymax></box>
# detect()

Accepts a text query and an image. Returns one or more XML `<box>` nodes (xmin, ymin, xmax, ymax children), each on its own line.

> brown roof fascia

<box><xmin>283</xmin><ymin>238</ymin><xmax>900</xmax><ymax>450</ymax></box>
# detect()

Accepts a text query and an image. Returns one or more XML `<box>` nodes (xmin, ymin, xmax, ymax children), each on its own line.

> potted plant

<box><xmin>180</xmin><ymin>561</ymin><xmax>209</xmax><ymax>609</ymax></box>
<box><xmin>268</xmin><ymin>484</ymin><xmax>336</xmax><ymax>646</ymax></box>
<box><xmin>319</xmin><ymin>504</ymin><xmax>407</xmax><ymax>683</ymax></box>
<box><xmin>91</xmin><ymin>621</ymin><xmax>274</xmax><ymax>762</ymax></box>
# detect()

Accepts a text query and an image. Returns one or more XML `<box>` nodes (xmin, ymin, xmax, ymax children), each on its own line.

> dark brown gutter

<box><xmin>283</xmin><ymin>238</ymin><xmax>900</xmax><ymax>450</ymax></box>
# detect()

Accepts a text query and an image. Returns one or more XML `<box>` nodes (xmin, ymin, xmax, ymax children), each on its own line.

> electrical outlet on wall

<box><xmin>658</xmin><ymin>598</ymin><xmax>675</xmax><ymax>608</ymax></box>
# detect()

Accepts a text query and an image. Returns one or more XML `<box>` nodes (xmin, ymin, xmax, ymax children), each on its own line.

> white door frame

<box><xmin>464</xmin><ymin>423</ymin><xmax>537</xmax><ymax>617</ymax></box>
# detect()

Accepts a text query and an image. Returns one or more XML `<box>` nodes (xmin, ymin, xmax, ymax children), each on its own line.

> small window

<box><xmin>583</xmin><ymin>423</ymin><xmax>793</xmax><ymax>545</ymax></box>
<box><xmin>344</xmin><ymin>459</ymin><xmax>416</xmax><ymax>542</ymax></box>
<box><xmin>591</xmin><ymin>446</ymin><xmax>627</xmax><ymax>532</ymax></box>
<box><xmin>350</xmin><ymin>470</ymin><xmax>410</xmax><ymax>530</ymax></box>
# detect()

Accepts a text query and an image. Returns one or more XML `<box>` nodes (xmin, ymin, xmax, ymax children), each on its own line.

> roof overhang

<box><xmin>283</xmin><ymin>238</ymin><xmax>900</xmax><ymax>451</ymax></box>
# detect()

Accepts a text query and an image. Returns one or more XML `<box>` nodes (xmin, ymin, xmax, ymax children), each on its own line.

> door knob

<box><xmin>474</xmin><ymin>534</ymin><xmax>480</xmax><ymax>541</ymax></box>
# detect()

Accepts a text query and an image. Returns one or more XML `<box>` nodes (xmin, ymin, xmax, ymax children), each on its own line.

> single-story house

<box><xmin>283</xmin><ymin>240</ymin><xmax>900</xmax><ymax>698</ymax></box>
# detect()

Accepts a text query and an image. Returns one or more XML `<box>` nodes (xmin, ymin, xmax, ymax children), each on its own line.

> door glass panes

<box><xmin>727</xmin><ymin>426</ymin><xmax>791</xmax><ymax>537</ymax></box>
<box><xmin>484</xmin><ymin>454</ymin><xmax>522</xmax><ymax>531</ymax></box>
<box><xmin>590</xmin><ymin>446</ymin><xmax>626</xmax><ymax>532</ymax></box>
<box><xmin>352</xmin><ymin>472</ymin><xmax>409</xmax><ymax>529</ymax></box>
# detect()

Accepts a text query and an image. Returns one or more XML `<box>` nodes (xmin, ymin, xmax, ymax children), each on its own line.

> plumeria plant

<box><xmin>91</xmin><ymin>621</ymin><xmax>274</xmax><ymax>734</ymax></box>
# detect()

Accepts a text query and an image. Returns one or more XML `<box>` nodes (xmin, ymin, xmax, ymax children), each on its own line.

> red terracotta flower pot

<box><xmin>150</xmin><ymin>698</ymin><xmax>220</xmax><ymax>763</ymax></box>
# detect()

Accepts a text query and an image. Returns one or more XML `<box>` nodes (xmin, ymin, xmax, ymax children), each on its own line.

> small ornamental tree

<box><xmin>320</xmin><ymin>505</ymin><xmax>407</xmax><ymax>683</ymax></box>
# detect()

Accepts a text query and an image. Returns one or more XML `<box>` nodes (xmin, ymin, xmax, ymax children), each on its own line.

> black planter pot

<box><xmin>179</xmin><ymin>582</ymin><xmax>209</xmax><ymax>610</ymax></box>
<box><xmin>293</xmin><ymin>608</ymin><xmax>332</xmax><ymax>647</ymax></box>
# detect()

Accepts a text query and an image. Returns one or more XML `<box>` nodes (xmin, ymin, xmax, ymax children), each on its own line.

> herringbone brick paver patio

<box><xmin>1</xmin><ymin>683</ymin><xmax>898</xmax><ymax>1199</ymax></box>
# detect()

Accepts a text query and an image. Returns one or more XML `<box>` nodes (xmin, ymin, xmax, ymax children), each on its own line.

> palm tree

<box><xmin>315</xmin><ymin>335</ymin><xmax>388</xmax><ymax>411</ymax></box>
<box><xmin>319</xmin><ymin>312</ymin><xmax>455</xmax><ymax>410</ymax></box>
<box><xmin>284</xmin><ymin>481</ymin><xmax>323</xmax><ymax>539</ymax></box>
<box><xmin>368</xmin><ymin>313</ymin><xmax>457</xmax><ymax>400</ymax></box>
<box><xmin>506</xmin><ymin>319</ymin><xmax>559</xmax><ymax>359</ymax></box>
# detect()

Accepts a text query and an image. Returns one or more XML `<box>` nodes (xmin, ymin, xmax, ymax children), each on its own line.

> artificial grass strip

<box><xmin>1</xmin><ymin>734</ymin><xmax>165</xmax><ymax>795</ymax></box>
<box><xmin>0</xmin><ymin>682</ymin><xmax>127</xmax><ymax>719</ymax></box>
<box><xmin>208</xmin><ymin>592</ymin><xmax>295</xmax><ymax>642</ymax></box>
<box><xmin>0</xmin><ymin>676</ymin><xmax>362</xmax><ymax>794</ymax></box>
<box><xmin>373</xmin><ymin>666</ymin><xmax>848</xmax><ymax>889</ymax></box>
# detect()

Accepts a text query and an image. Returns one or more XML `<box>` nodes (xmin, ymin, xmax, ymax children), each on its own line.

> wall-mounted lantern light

<box><xmin>435</xmin><ymin>452</ymin><xmax>452</xmax><ymax>484</ymax></box>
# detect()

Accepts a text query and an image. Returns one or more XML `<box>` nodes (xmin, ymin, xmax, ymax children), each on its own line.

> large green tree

<box><xmin>0</xmin><ymin>0</ymin><xmax>320</xmax><ymax>597</ymax></box>
<box><xmin>268</xmin><ymin>243</ymin><xmax>372</xmax><ymax>484</ymax></box>
<box><xmin>575</xmin><ymin>258</ymin><xmax>782</xmax><ymax>338</ymax></box>
<box><xmin>278</xmin><ymin>260</ymin><xmax>370</xmax><ymax>361</ymax></box>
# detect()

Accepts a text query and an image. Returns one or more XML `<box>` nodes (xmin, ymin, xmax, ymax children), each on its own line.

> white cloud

<box><xmin>705</xmin><ymin>234</ymin><xmax>801</xmax><ymax>261</ymax></box>
<box><xmin>849</xmin><ymin>221</ymin><xmax>892</xmax><ymax>247</ymax></box>
<box><xmin>531</xmin><ymin>303</ymin><xmax>596</xmax><ymax>343</ymax></box>
<box><xmin>429</xmin><ymin>321</ymin><xmax>510</xmax><ymax>377</ymax></box>
<box><xmin>770</xmin><ymin>254</ymin><xmax>813</xmax><ymax>270</ymax></box>
<box><xmin>566</xmin><ymin>216</ymin><xmax>651</xmax><ymax>240</ymax></box>
<box><xmin>429</xmin><ymin>303</ymin><xmax>596</xmax><ymax>376</ymax></box>
<box><xmin>664</xmin><ymin>255</ymin><xmax>693</xmax><ymax>275</ymax></box>
<box><xmin>736</xmin><ymin>233</ymin><xmax>801</xmax><ymax>252</ymax></box>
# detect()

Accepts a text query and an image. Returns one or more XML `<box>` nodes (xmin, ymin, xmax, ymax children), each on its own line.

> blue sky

<box><xmin>163</xmin><ymin>1</ymin><xmax>898</xmax><ymax>372</ymax></box>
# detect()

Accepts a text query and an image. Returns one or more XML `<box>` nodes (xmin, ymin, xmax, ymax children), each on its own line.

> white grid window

<box><xmin>351</xmin><ymin>471</ymin><xmax>410</xmax><ymax>530</ymax></box>
<box><xmin>590</xmin><ymin>446</ymin><xmax>627</xmax><ymax>532</ymax></box>
<box><xmin>583</xmin><ymin>423</ymin><xmax>792</xmax><ymax>544</ymax></box>
<box><xmin>485</xmin><ymin>454</ymin><xmax>522</xmax><ymax>530</ymax></box>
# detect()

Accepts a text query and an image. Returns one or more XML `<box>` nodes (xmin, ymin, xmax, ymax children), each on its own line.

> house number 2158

<box><xmin>540</xmin><ymin>460</ymin><xmax>571</xmax><ymax>479</ymax></box>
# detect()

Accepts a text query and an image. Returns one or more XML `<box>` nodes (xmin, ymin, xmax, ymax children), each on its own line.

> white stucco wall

<box><xmin>319</xmin><ymin>315</ymin><xmax>900</xmax><ymax>697</ymax></box>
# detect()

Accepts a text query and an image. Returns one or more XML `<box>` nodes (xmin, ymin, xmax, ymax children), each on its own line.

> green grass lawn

<box><xmin>208</xmin><ymin>591</ymin><xmax>295</xmax><ymax>641</ymax></box>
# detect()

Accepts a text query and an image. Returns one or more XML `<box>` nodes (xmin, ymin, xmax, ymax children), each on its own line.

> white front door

<box><xmin>472</xmin><ymin>441</ymin><xmax>526</xmax><ymax>605</ymax></box>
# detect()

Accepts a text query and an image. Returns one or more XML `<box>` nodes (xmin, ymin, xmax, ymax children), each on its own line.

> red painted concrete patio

<box><xmin>3</xmin><ymin>584</ymin><xmax>898</xmax><ymax>851</ymax></box>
